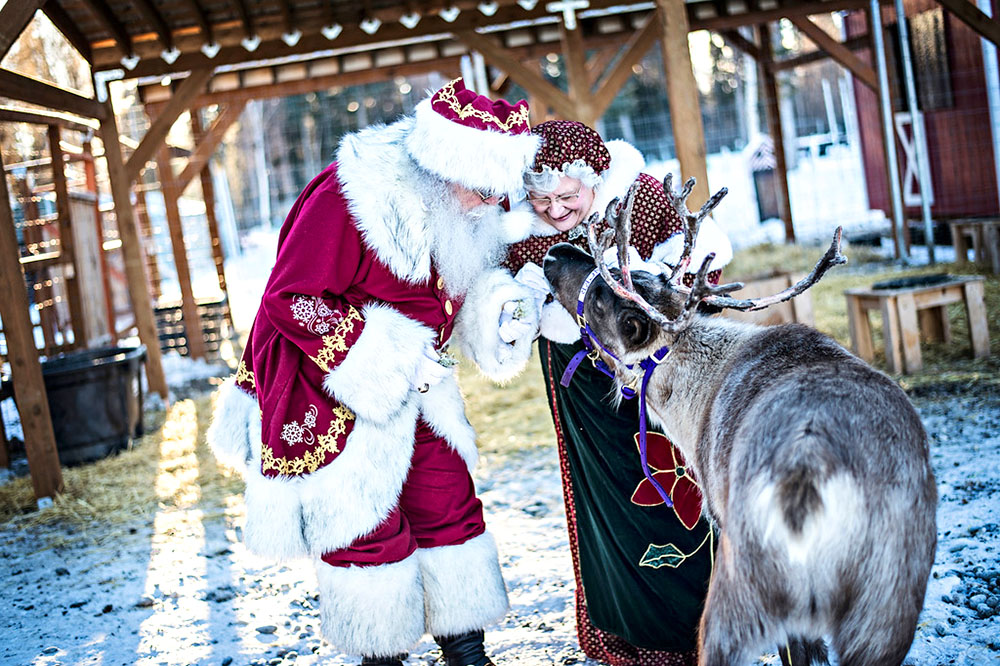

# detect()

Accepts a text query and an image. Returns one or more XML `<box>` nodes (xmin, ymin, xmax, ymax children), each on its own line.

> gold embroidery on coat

<box><xmin>261</xmin><ymin>405</ymin><xmax>356</xmax><ymax>476</ymax></box>
<box><xmin>235</xmin><ymin>359</ymin><xmax>256</xmax><ymax>390</ymax></box>
<box><xmin>311</xmin><ymin>306</ymin><xmax>364</xmax><ymax>372</ymax></box>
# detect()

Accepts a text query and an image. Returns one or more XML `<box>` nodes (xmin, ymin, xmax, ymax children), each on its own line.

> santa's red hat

<box><xmin>406</xmin><ymin>78</ymin><xmax>540</xmax><ymax>197</ymax></box>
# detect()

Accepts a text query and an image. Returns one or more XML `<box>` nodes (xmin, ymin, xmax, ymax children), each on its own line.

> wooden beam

<box><xmin>0</xmin><ymin>105</ymin><xmax>98</xmax><ymax>134</ymax></box>
<box><xmin>656</xmin><ymin>0</ymin><xmax>711</xmax><ymax>208</ymax></box>
<box><xmin>78</xmin><ymin>0</ymin><xmax>133</xmax><ymax>57</ymax></box>
<box><xmin>230</xmin><ymin>0</ymin><xmax>255</xmax><ymax>38</ymax></box>
<box><xmin>180</xmin><ymin>0</ymin><xmax>214</xmax><ymax>47</ymax></box>
<box><xmin>720</xmin><ymin>28</ymin><xmax>763</xmax><ymax>61</ymax></box>
<box><xmin>561</xmin><ymin>22</ymin><xmax>592</xmax><ymax>121</ymax></box>
<box><xmin>157</xmin><ymin>145</ymin><xmax>208</xmax><ymax>359</ymax></box>
<box><xmin>175</xmin><ymin>101</ymin><xmax>246</xmax><ymax>193</ymax></box>
<box><xmin>0</xmin><ymin>0</ymin><xmax>47</xmax><ymax>60</ymax></box>
<box><xmin>591</xmin><ymin>13</ymin><xmax>662</xmax><ymax>122</ymax></box>
<box><xmin>125</xmin><ymin>68</ymin><xmax>214</xmax><ymax>184</ymax></box>
<box><xmin>771</xmin><ymin>34</ymin><xmax>870</xmax><ymax>71</ymax></box>
<box><xmin>131</xmin><ymin>0</ymin><xmax>175</xmax><ymax>50</ymax></box>
<box><xmin>48</xmin><ymin>125</ymin><xmax>87</xmax><ymax>349</ymax></box>
<box><xmin>98</xmin><ymin>100</ymin><xmax>169</xmax><ymax>400</ymax></box>
<box><xmin>935</xmin><ymin>0</ymin><xmax>1000</xmax><ymax>46</ymax></box>
<box><xmin>788</xmin><ymin>16</ymin><xmax>878</xmax><ymax>90</ymax></box>
<box><xmin>42</xmin><ymin>0</ymin><xmax>94</xmax><ymax>63</ymax></box>
<box><xmin>758</xmin><ymin>22</ymin><xmax>795</xmax><ymax>241</ymax></box>
<box><xmin>586</xmin><ymin>45</ymin><xmax>624</xmax><ymax>86</ymax></box>
<box><xmin>695</xmin><ymin>0</ymin><xmax>871</xmax><ymax>32</ymax></box>
<box><xmin>0</xmin><ymin>69</ymin><xmax>106</xmax><ymax>120</ymax></box>
<box><xmin>0</xmin><ymin>149</ymin><xmax>64</xmax><ymax>501</ymax></box>
<box><xmin>453</xmin><ymin>29</ymin><xmax>576</xmax><ymax>119</ymax></box>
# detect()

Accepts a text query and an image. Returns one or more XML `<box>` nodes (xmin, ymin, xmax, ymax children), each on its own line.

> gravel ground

<box><xmin>0</xmin><ymin>376</ymin><xmax>998</xmax><ymax>666</ymax></box>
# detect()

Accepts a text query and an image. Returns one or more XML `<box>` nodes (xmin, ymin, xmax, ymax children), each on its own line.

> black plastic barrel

<box><xmin>41</xmin><ymin>345</ymin><xmax>146</xmax><ymax>466</ymax></box>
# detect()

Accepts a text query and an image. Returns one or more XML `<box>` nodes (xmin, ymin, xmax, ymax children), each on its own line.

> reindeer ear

<box><xmin>620</xmin><ymin>312</ymin><xmax>652</xmax><ymax>348</ymax></box>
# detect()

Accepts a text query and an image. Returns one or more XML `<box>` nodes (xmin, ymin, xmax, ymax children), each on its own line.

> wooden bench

<box><xmin>949</xmin><ymin>219</ymin><xmax>1000</xmax><ymax>273</ymax></box>
<box><xmin>721</xmin><ymin>271</ymin><xmax>814</xmax><ymax>327</ymax></box>
<box><xmin>844</xmin><ymin>276</ymin><xmax>990</xmax><ymax>374</ymax></box>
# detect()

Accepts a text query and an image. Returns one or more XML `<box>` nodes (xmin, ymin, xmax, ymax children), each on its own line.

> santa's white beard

<box><xmin>421</xmin><ymin>179</ymin><xmax>505</xmax><ymax>297</ymax></box>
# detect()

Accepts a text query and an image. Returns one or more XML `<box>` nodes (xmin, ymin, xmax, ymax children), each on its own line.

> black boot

<box><xmin>360</xmin><ymin>654</ymin><xmax>407</xmax><ymax>665</ymax></box>
<box><xmin>434</xmin><ymin>629</ymin><xmax>494</xmax><ymax>666</ymax></box>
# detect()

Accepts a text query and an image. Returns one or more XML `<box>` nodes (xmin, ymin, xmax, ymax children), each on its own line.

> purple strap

<box><xmin>560</xmin><ymin>349</ymin><xmax>590</xmax><ymax>388</ymax></box>
<box><xmin>637</xmin><ymin>348</ymin><xmax>673</xmax><ymax>508</ymax></box>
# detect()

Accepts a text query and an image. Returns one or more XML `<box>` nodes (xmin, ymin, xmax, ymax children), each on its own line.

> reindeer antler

<box><xmin>662</xmin><ymin>174</ymin><xmax>729</xmax><ymax>284</ymax></box>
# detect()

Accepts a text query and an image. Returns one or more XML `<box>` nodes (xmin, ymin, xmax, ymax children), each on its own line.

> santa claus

<box><xmin>207</xmin><ymin>78</ymin><xmax>541</xmax><ymax>666</ymax></box>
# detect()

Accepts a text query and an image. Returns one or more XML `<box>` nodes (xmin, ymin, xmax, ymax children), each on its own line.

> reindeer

<box><xmin>542</xmin><ymin>177</ymin><xmax>937</xmax><ymax>666</ymax></box>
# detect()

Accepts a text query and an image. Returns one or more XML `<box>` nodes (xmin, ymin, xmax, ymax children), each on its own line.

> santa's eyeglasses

<box><xmin>475</xmin><ymin>189</ymin><xmax>508</xmax><ymax>205</ymax></box>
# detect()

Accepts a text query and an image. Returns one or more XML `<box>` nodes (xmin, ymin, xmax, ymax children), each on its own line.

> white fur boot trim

<box><xmin>243</xmin><ymin>467</ymin><xmax>309</xmax><ymax>561</ymax></box>
<box><xmin>316</xmin><ymin>555</ymin><xmax>425</xmax><ymax>658</ymax></box>
<box><xmin>324</xmin><ymin>303</ymin><xmax>435</xmax><ymax>421</ymax></box>
<box><xmin>206</xmin><ymin>377</ymin><xmax>260</xmax><ymax>474</ymax></box>
<box><xmin>420</xmin><ymin>532</ymin><xmax>509</xmax><ymax>637</ymax></box>
<box><xmin>454</xmin><ymin>268</ymin><xmax>537</xmax><ymax>383</ymax></box>
<box><xmin>418</xmin><ymin>374</ymin><xmax>478</xmax><ymax>472</ymax></box>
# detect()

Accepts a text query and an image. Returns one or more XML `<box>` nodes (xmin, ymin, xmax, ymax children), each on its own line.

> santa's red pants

<box><xmin>320</xmin><ymin>419</ymin><xmax>486</xmax><ymax>567</ymax></box>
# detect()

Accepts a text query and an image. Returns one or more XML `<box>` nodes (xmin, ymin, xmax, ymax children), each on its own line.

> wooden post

<box><xmin>83</xmin><ymin>139</ymin><xmax>118</xmax><ymax>344</ymax></box>
<box><xmin>758</xmin><ymin>22</ymin><xmax>795</xmax><ymax>242</ymax></box>
<box><xmin>16</xmin><ymin>178</ymin><xmax>56</xmax><ymax>353</ymax></box>
<box><xmin>157</xmin><ymin>145</ymin><xmax>207</xmax><ymax>359</ymax></box>
<box><xmin>655</xmin><ymin>0</ymin><xmax>710</xmax><ymax>208</ymax></box>
<box><xmin>190</xmin><ymin>109</ymin><xmax>235</xmax><ymax>333</ymax></box>
<box><xmin>48</xmin><ymin>124</ymin><xmax>87</xmax><ymax>349</ymax></box>
<box><xmin>98</xmin><ymin>100</ymin><xmax>169</xmax><ymax>400</ymax></box>
<box><xmin>0</xmin><ymin>150</ymin><xmax>63</xmax><ymax>500</ymax></box>
<box><xmin>560</xmin><ymin>21</ymin><xmax>592</xmax><ymax>123</ymax></box>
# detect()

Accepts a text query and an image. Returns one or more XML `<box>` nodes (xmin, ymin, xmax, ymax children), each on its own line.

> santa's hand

<box><xmin>514</xmin><ymin>262</ymin><xmax>551</xmax><ymax>312</ymax></box>
<box><xmin>498</xmin><ymin>299</ymin><xmax>537</xmax><ymax>343</ymax></box>
<box><xmin>410</xmin><ymin>345</ymin><xmax>453</xmax><ymax>393</ymax></box>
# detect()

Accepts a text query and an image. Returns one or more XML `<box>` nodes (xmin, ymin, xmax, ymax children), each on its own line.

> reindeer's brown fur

<box><xmin>544</xmin><ymin>244</ymin><xmax>937</xmax><ymax>666</ymax></box>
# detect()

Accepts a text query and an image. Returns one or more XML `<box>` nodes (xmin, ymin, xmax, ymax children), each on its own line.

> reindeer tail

<box><xmin>777</xmin><ymin>465</ymin><xmax>823</xmax><ymax>535</ymax></box>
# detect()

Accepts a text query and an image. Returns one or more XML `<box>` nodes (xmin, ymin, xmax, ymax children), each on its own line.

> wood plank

<box><xmin>880</xmin><ymin>294</ymin><xmax>903</xmax><ymax>373</ymax></box>
<box><xmin>131</xmin><ymin>0</ymin><xmax>174</xmax><ymax>50</ymax></box>
<box><xmin>0</xmin><ymin>150</ymin><xmax>63</xmax><ymax>500</ymax></box>
<box><xmin>846</xmin><ymin>293</ymin><xmax>875</xmax><ymax>360</ymax></box>
<box><xmin>0</xmin><ymin>0</ymin><xmax>47</xmax><ymax>60</ymax></box>
<box><xmin>561</xmin><ymin>22</ymin><xmax>592</xmax><ymax>122</ymax></box>
<box><xmin>0</xmin><ymin>69</ymin><xmax>106</xmax><ymax>120</ymax></box>
<box><xmin>964</xmin><ymin>279</ymin><xmax>991</xmax><ymax>358</ymax></box>
<box><xmin>157</xmin><ymin>145</ymin><xmax>208</xmax><ymax>359</ymax></box>
<box><xmin>0</xmin><ymin>105</ymin><xmax>99</xmax><ymax>133</ymax></box>
<box><xmin>83</xmin><ymin>138</ymin><xmax>118</xmax><ymax>344</ymax></box>
<box><xmin>935</xmin><ymin>0</ymin><xmax>1000</xmax><ymax>47</ymax></box>
<box><xmin>656</xmin><ymin>0</ymin><xmax>710</xmax><ymax>207</ymax></box>
<box><xmin>720</xmin><ymin>28</ymin><xmax>763</xmax><ymax>61</ymax></box>
<box><xmin>175</xmin><ymin>101</ymin><xmax>246</xmax><ymax>192</ymax></box>
<box><xmin>591</xmin><ymin>13</ymin><xmax>662</xmax><ymax>121</ymax></box>
<box><xmin>788</xmin><ymin>16</ymin><xmax>877</xmax><ymax>90</ymax></box>
<box><xmin>125</xmin><ymin>68</ymin><xmax>214</xmax><ymax>184</ymax></box>
<box><xmin>77</xmin><ymin>0</ymin><xmax>132</xmax><ymax>57</ymax></box>
<box><xmin>98</xmin><ymin>101</ymin><xmax>169</xmax><ymax>400</ymax></box>
<box><xmin>453</xmin><ymin>29</ymin><xmax>577</xmax><ymax>119</ymax></box>
<box><xmin>918</xmin><ymin>305</ymin><xmax>949</xmax><ymax>343</ymax></box>
<box><xmin>48</xmin><ymin>125</ymin><xmax>87</xmax><ymax>349</ymax></box>
<box><xmin>758</xmin><ymin>23</ymin><xmax>795</xmax><ymax>241</ymax></box>
<box><xmin>896</xmin><ymin>291</ymin><xmax>922</xmax><ymax>373</ymax></box>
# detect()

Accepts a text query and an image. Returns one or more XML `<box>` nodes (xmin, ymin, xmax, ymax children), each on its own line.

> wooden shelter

<box><xmin>2</xmin><ymin>0</ymin><xmax>998</xmax><ymax>503</ymax></box>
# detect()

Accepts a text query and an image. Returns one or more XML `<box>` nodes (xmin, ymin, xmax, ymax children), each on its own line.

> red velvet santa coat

<box><xmin>208</xmin><ymin>117</ymin><xmax>538</xmax><ymax>563</ymax></box>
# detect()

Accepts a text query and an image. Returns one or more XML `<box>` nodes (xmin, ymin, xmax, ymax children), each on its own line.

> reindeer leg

<box><xmin>780</xmin><ymin>637</ymin><xmax>830</xmax><ymax>666</ymax></box>
<box><xmin>697</xmin><ymin>540</ymin><xmax>767</xmax><ymax>666</ymax></box>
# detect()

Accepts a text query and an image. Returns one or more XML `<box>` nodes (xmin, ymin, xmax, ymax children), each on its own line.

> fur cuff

<box><xmin>206</xmin><ymin>377</ymin><xmax>259</xmax><ymax>474</ymax></box>
<box><xmin>500</xmin><ymin>207</ymin><xmax>539</xmax><ymax>244</ymax></box>
<box><xmin>324</xmin><ymin>303</ymin><xmax>435</xmax><ymax>420</ymax></box>
<box><xmin>539</xmin><ymin>300</ymin><xmax>580</xmax><ymax>344</ymax></box>
<box><xmin>453</xmin><ymin>268</ymin><xmax>537</xmax><ymax>383</ymax></box>
<box><xmin>243</xmin><ymin>469</ymin><xmax>309</xmax><ymax>560</ymax></box>
<box><xmin>316</xmin><ymin>555</ymin><xmax>425</xmax><ymax>657</ymax></box>
<box><xmin>420</xmin><ymin>532</ymin><xmax>509</xmax><ymax>637</ymax></box>
<box><xmin>651</xmin><ymin>215</ymin><xmax>733</xmax><ymax>271</ymax></box>
<box><xmin>418</xmin><ymin>374</ymin><xmax>478</xmax><ymax>472</ymax></box>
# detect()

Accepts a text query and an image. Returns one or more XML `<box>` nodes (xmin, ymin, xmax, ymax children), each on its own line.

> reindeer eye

<box><xmin>620</xmin><ymin>312</ymin><xmax>650</xmax><ymax>347</ymax></box>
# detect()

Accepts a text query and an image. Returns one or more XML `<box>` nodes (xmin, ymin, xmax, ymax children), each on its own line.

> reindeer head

<box><xmin>543</xmin><ymin>174</ymin><xmax>847</xmax><ymax>369</ymax></box>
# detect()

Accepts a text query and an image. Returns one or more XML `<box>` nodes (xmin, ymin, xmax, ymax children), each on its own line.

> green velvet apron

<box><xmin>540</xmin><ymin>337</ymin><xmax>715</xmax><ymax>654</ymax></box>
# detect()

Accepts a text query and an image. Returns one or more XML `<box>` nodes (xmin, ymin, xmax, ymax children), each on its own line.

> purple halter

<box><xmin>559</xmin><ymin>268</ymin><xmax>675</xmax><ymax>508</ymax></box>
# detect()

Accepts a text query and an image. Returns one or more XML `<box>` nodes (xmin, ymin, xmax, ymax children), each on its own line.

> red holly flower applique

<box><xmin>629</xmin><ymin>432</ymin><xmax>704</xmax><ymax>530</ymax></box>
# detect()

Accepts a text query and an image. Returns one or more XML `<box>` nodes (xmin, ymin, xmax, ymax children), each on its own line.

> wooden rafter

<box><xmin>78</xmin><ymin>0</ymin><xmax>133</xmax><ymax>56</ymax></box>
<box><xmin>0</xmin><ymin>105</ymin><xmax>98</xmax><ymax>134</ymax></box>
<box><xmin>935</xmin><ymin>0</ymin><xmax>1000</xmax><ymax>47</ymax></box>
<box><xmin>181</xmin><ymin>0</ymin><xmax>214</xmax><ymax>46</ymax></box>
<box><xmin>771</xmin><ymin>34</ymin><xmax>869</xmax><ymax>70</ymax></box>
<box><xmin>788</xmin><ymin>16</ymin><xmax>877</xmax><ymax>89</ymax></box>
<box><xmin>230</xmin><ymin>0</ymin><xmax>255</xmax><ymax>38</ymax></box>
<box><xmin>132</xmin><ymin>0</ymin><xmax>174</xmax><ymax>50</ymax></box>
<box><xmin>279</xmin><ymin>0</ymin><xmax>296</xmax><ymax>34</ymax></box>
<box><xmin>125</xmin><ymin>68</ymin><xmax>215</xmax><ymax>184</ymax></box>
<box><xmin>454</xmin><ymin>29</ymin><xmax>577</xmax><ymax>118</ymax></box>
<box><xmin>42</xmin><ymin>0</ymin><xmax>94</xmax><ymax>63</ymax></box>
<box><xmin>0</xmin><ymin>0</ymin><xmax>47</xmax><ymax>60</ymax></box>
<box><xmin>720</xmin><ymin>28</ymin><xmax>763</xmax><ymax>60</ymax></box>
<box><xmin>586</xmin><ymin>46</ymin><xmax>622</xmax><ymax>86</ymax></box>
<box><xmin>561</xmin><ymin>21</ymin><xmax>591</xmax><ymax>118</ymax></box>
<box><xmin>0</xmin><ymin>69</ymin><xmax>107</xmax><ymax>120</ymax></box>
<box><xmin>174</xmin><ymin>101</ymin><xmax>248</xmax><ymax>192</ymax></box>
<box><xmin>590</xmin><ymin>12</ymin><xmax>661</xmax><ymax>121</ymax></box>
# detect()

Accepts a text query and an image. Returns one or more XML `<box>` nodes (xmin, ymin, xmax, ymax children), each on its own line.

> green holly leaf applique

<box><xmin>639</xmin><ymin>543</ymin><xmax>687</xmax><ymax>569</ymax></box>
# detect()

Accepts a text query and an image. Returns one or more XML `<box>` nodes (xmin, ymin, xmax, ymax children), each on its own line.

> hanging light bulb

<box><xmin>281</xmin><ymin>29</ymin><xmax>302</xmax><ymax>46</ymax></box>
<box><xmin>200</xmin><ymin>42</ymin><xmax>221</xmax><ymax>58</ymax></box>
<box><xmin>400</xmin><ymin>12</ymin><xmax>421</xmax><ymax>28</ymax></box>
<box><xmin>321</xmin><ymin>23</ymin><xmax>343</xmax><ymax>40</ymax></box>
<box><xmin>241</xmin><ymin>34</ymin><xmax>261</xmax><ymax>51</ymax></box>
<box><xmin>160</xmin><ymin>46</ymin><xmax>181</xmax><ymax>64</ymax></box>
<box><xmin>478</xmin><ymin>2</ymin><xmax>499</xmax><ymax>15</ymax></box>
<box><xmin>120</xmin><ymin>53</ymin><xmax>140</xmax><ymax>70</ymax></box>
<box><xmin>439</xmin><ymin>6</ymin><xmax>461</xmax><ymax>21</ymax></box>
<box><xmin>360</xmin><ymin>17</ymin><xmax>382</xmax><ymax>34</ymax></box>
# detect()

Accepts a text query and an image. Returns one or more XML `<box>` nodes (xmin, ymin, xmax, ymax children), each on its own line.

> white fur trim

<box><xmin>418</xmin><ymin>374</ymin><xmax>478</xmax><ymax>472</ymax></box>
<box><xmin>453</xmin><ymin>268</ymin><xmax>537</xmax><ymax>383</ymax></box>
<box><xmin>206</xmin><ymin>377</ymin><xmax>259</xmax><ymax>474</ymax></box>
<box><xmin>324</xmin><ymin>303</ymin><xmax>435</xmax><ymax>421</ymax></box>
<box><xmin>420</xmin><ymin>532</ymin><xmax>509</xmax><ymax>636</ymax></box>
<box><xmin>651</xmin><ymin>215</ymin><xmax>734</xmax><ymax>271</ymax></box>
<box><xmin>406</xmin><ymin>98</ymin><xmax>541</xmax><ymax>195</ymax></box>
<box><xmin>500</xmin><ymin>207</ymin><xmax>538</xmax><ymax>244</ymax></box>
<box><xmin>316</xmin><ymin>555</ymin><xmax>425</xmax><ymax>657</ymax></box>
<box><xmin>589</xmin><ymin>139</ymin><xmax>645</xmax><ymax>218</ymax></box>
<box><xmin>538</xmin><ymin>300</ymin><xmax>580</xmax><ymax>344</ymax></box>
<box><xmin>336</xmin><ymin>118</ymin><xmax>434</xmax><ymax>283</ymax></box>
<box><xmin>243</xmin><ymin>468</ymin><xmax>309</xmax><ymax>560</ymax></box>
